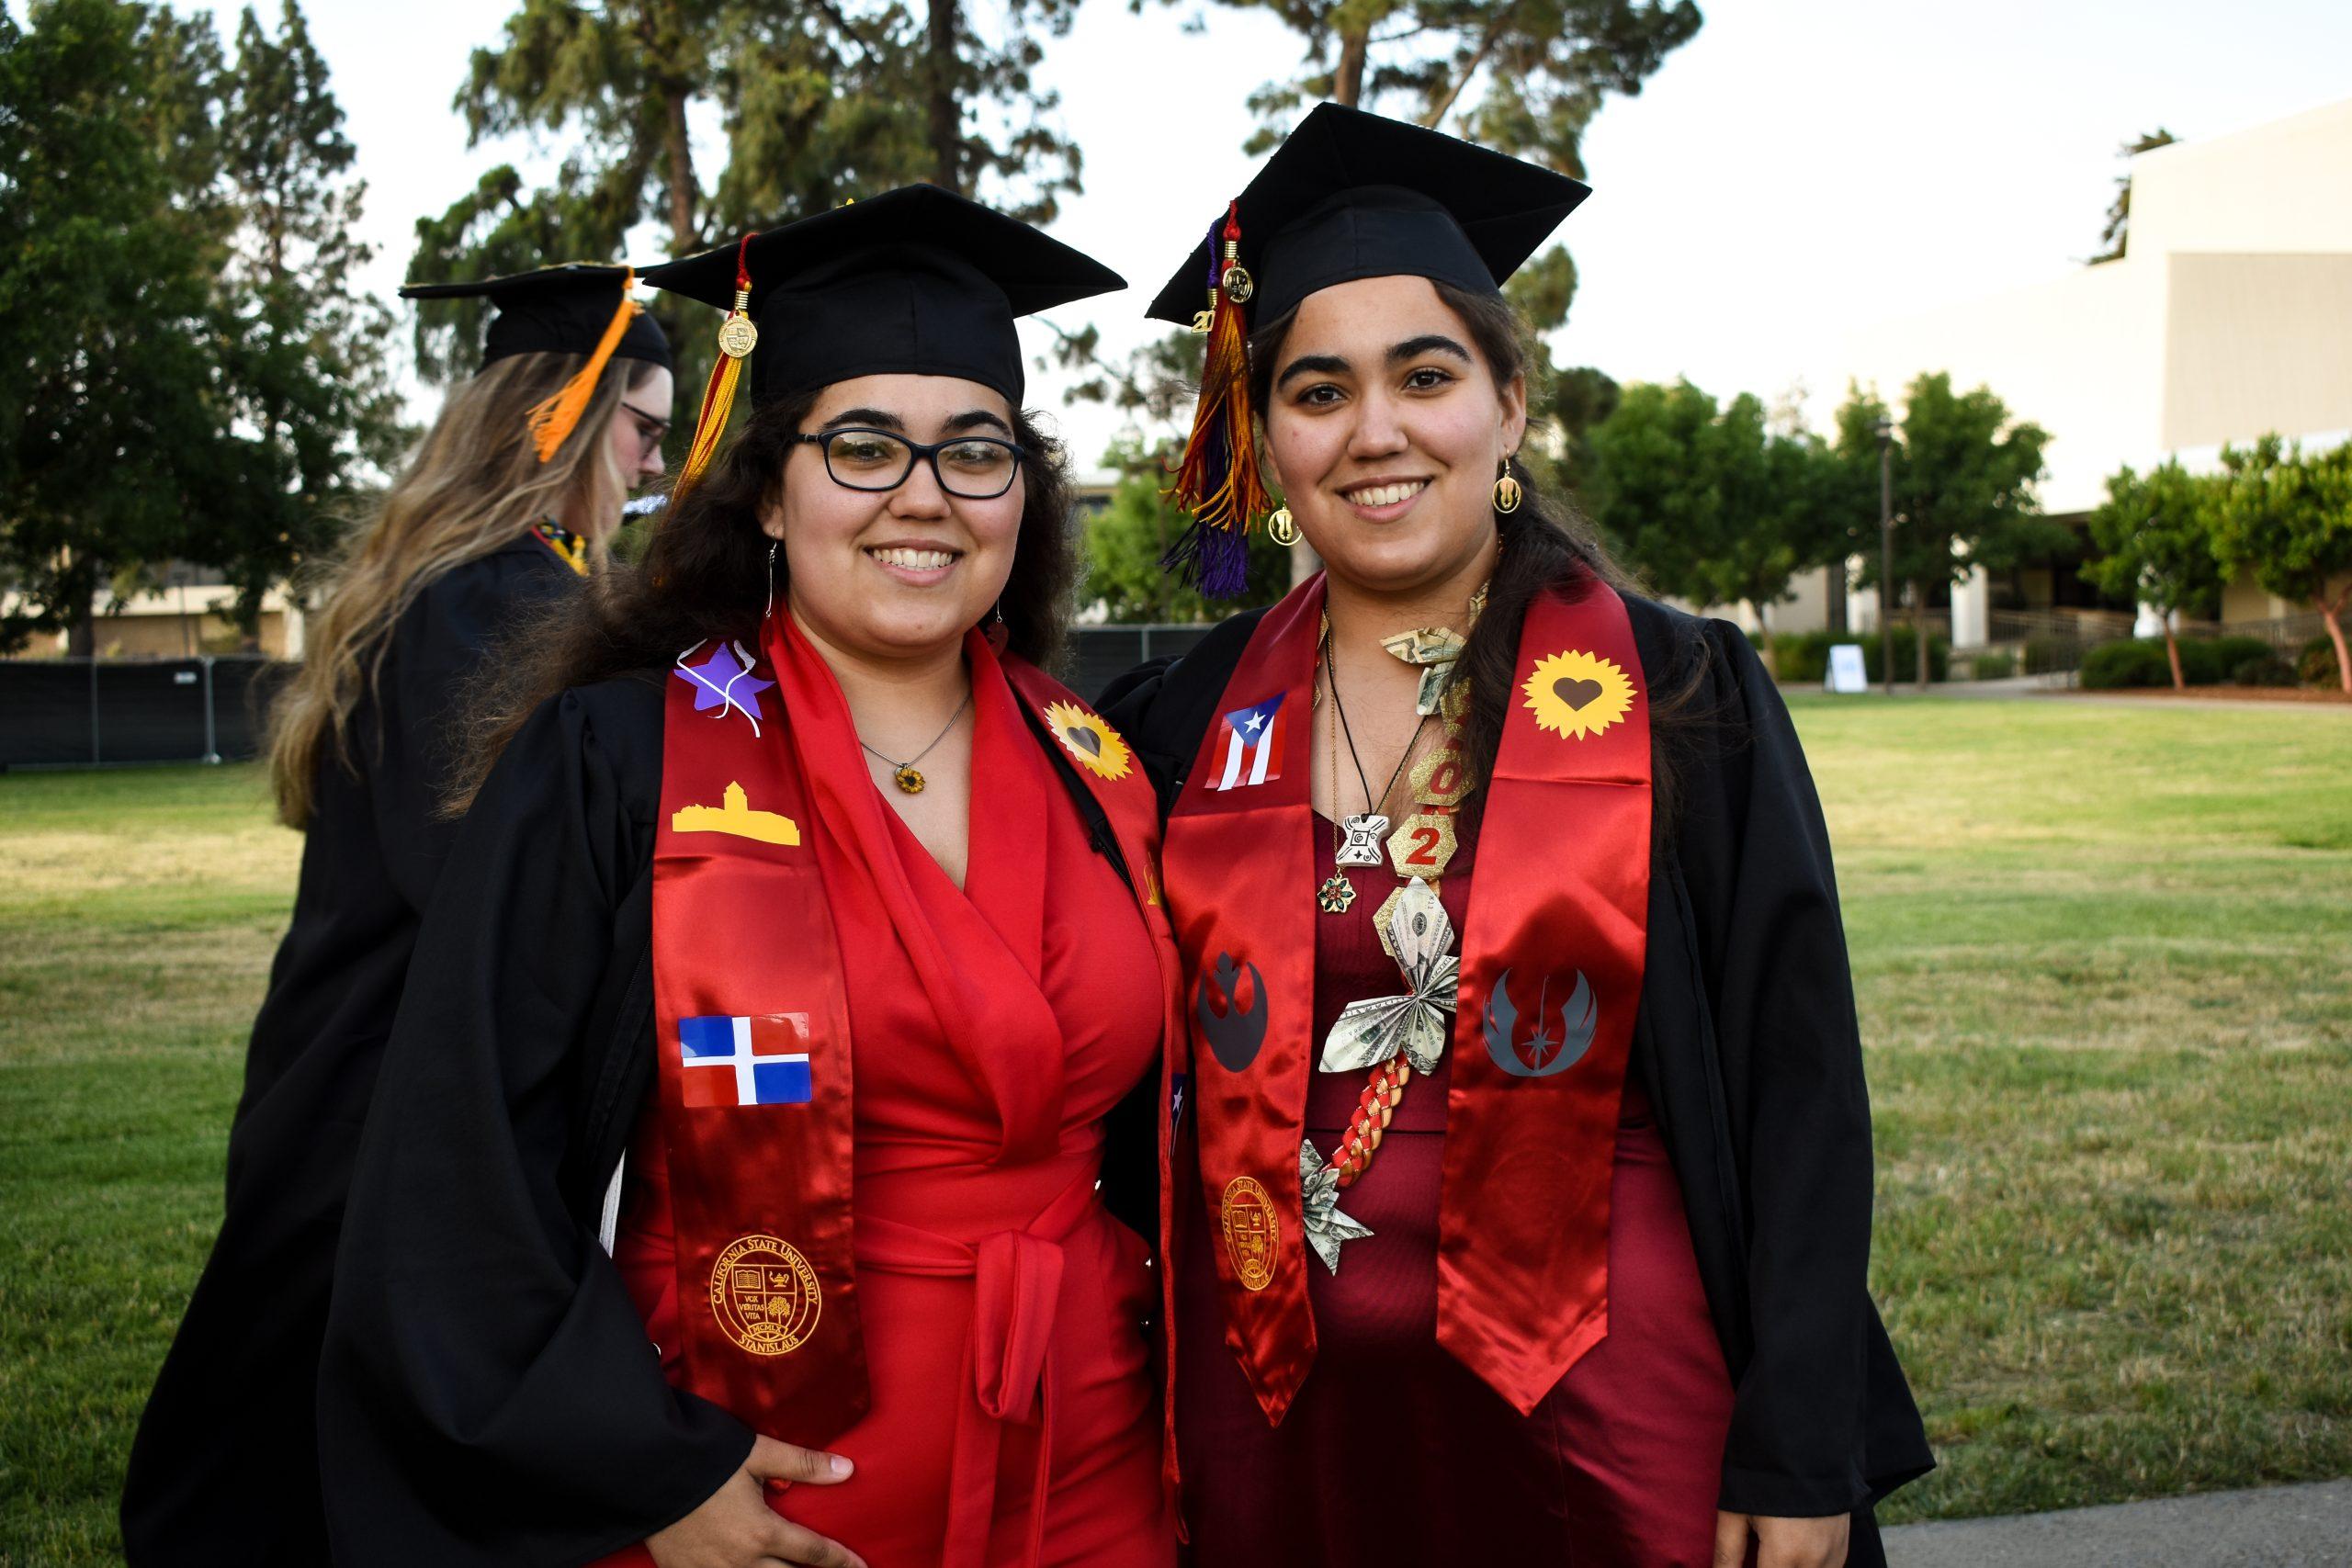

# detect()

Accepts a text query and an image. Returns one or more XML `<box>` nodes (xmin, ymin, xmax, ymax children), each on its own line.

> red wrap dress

<box><xmin>1174</xmin><ymin>815</ymin><xmax>1737</xmax><ymax>1566</ymax></box>
<box><xmin>596</xmin><ymin>655</ymin><xmax>1175</xmax><ymax>1568</ymax></box>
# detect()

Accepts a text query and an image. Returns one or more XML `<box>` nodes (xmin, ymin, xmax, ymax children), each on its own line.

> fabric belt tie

<box><xmin>854</xmin><ymin>1170</ymin><xmax>1098</xmax><ymax>1568</ymax></box>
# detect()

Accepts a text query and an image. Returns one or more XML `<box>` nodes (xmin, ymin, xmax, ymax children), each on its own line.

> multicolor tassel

<box><xmin>524</xmin><ymin>268</ymin><xmax>641</xmax><ymax>462</ymax></box>
<box><xmin>1164</xmin><ymin>201</ymin><xmax>1271</xmax><ymax>598</ymax></box>
<box><xmin>673</xmin><ymin>236</ymin><xmax>759</xmax><ymax>504</ymax></box>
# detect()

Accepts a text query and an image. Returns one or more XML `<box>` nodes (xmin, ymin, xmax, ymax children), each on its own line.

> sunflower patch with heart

<box><xmin>1521</xmin><ymin>649</ymin><xmax>1636</xmax><ymax>740</ymax></box>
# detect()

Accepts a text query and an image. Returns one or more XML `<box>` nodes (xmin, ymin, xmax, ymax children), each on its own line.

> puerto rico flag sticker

<box><xmin>1209</xmin><ymin>694</ymin><xmax>1285</xmax><ymax>791</ymax></box>
<box><xmin>678</xmin><ymin>1013</ymin><xmax>814</xmax><ymax>1108</ymax></box>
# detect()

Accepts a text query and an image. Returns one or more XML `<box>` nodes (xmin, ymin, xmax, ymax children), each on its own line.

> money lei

<box><xmin>1297</xmin><ymin>587</ymin><xmax>1484</xmax><ymax>1273</ymax></box>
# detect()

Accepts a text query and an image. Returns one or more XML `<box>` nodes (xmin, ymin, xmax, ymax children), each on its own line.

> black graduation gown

<box><xmin>311</xmin><ymin>668</ymin><xmax>1150</xmax><ymax>1568</ymax></box>
<box><xmin>1097</xmin><ymin>592</ymin><xmax>1935</xmax><ymax>1540</ymax></box>
<box><xmin>120</xmin><ymin>538</ymin><xmax>579</xmax><ymax>1568</ymax></box>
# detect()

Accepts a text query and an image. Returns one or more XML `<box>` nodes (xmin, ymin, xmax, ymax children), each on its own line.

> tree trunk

<box><xmin>1914</xmin><ymin>580</ymin><xmax>1930</xmax><ymax>690</ymax></box>
<box><xmin>1752</xmin><ymin>602</ymin><xmax>1778</xmax><ymax>679</ymax></box>
<box><xmin>2164</xmin><ymin>626</ymin><xmax>2185</xmax><ymax>690</ymax></box>
<box><xmin>1825</xmin><ymin>558</ymin><xmax>1848</xmax><ymax>636</ymax></box>
<box><xmin>927</xmin><ymin>0</ymin><xmax>961</xmax><ymax>192</ymax></box>
<box><xmin>1334</xmin><ymin>28</ymin><xmax>1369</xmax><ymax>107</ymax></box>
<box><xmin>662</xmin><ymin>85</ymin><xmax>697</xmax><ymax>254</ymax></box>
<box><xmin>2322</xmin><ymin>592</ymin><xmax>2352</xmax><ymax>694</ymax></box>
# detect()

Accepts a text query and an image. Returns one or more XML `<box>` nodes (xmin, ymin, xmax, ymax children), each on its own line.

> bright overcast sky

<box><xmin>177</xmin><ymin>0</ymin><xmax>2352</xmax><ymax>471</ymax></box>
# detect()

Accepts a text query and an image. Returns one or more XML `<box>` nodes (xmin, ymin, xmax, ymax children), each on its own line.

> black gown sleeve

<box><xmin>367</xmin><ymin>546</ymin><xmax>575</xmax><ymax>914</ymax></box>
<box><xmin>1683</xmin><ymin>624</ymin><xmax>1883</xmax><ymax>1517</ymax></box>
<box><xmin>316</xmin><ymin>680</ymin><xmax>752</xmax><ymax>1568</ymax></box>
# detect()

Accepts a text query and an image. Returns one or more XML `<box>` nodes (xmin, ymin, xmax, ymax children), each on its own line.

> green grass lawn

<box><xmin>3</xmin><ymin>698</ymin><xmax>2349</xmax><ymax>1562</ymax></box>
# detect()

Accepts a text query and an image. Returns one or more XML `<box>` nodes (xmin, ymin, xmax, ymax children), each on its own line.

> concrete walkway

<box><xmin>1883</xmin><ymin>1479</ymin><xmax>2352</xmax><ymax>1566</ymax></box>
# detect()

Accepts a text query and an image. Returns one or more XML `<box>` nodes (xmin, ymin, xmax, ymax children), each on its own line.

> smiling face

<box><xmin>761</xmin><ymin>373</ymin><xmax>1024</xmax><ymax>667</ymax></box>
<box><xmin>1261</xmin><ymin>274</ymin><xmax>1525</xmax><ymax>598</ymax></box>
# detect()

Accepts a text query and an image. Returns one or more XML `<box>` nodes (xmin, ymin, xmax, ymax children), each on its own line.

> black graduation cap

<box><xmin>641</xmin><ymin>185</ymin><xmax>1125</xmax><ymax>412</ymax></box>
<box><xmin>400</xmin><ymin>265</ymin><xmax>673</xmax><ymax>372</ymax></box>
<box><xmin>1146</xmin><ymin>104</ymin><xmax>1589</xmax><ymax>328</ymax></box>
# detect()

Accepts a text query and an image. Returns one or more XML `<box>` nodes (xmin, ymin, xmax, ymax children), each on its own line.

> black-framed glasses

<box><xmin>620</xmin><ymin>401</ymin><xmax>672</xmax><ymax>446</ymax></box>
<box><xmin>795</xmin><ymin>427</ymin><xmax>1028</xmax><ymax>500</ymax></box>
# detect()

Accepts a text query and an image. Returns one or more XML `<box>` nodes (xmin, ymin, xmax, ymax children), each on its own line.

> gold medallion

<box><xmin>1385</xmin><ymin>811</ymin><xmax>1457</xmax><ymax>881</ymax></box>
<box><xmin>1221</xmin><ymin>262</ymin><xmax>1255</xmax><ymax>304</ymax></box>
<box><xmin>708</xmin><ymin>1235</ymin><xmax>822</xmax><ymax>1357</ymax></box>
<box><xmin>1220</xmin><ymin>1176</ymin><xmax>1279</xmax><ymax>1292</ymax></box>
<box><xmin>717</xmin><ymin>313</ymin><xmax>759</xmax><ymax>359</ymax></box>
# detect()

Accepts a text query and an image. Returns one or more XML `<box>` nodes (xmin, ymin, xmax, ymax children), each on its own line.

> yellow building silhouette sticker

<box><xmin>671</xmin><ymin>782</ymin><xmax>800</xmax><ymax>846</ymax></box>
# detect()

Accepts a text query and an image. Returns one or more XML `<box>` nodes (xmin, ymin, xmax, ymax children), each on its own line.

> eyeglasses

<box><xmin>620</xmin><ymin>402</ymin><xmax>672</xmax><ymax>447</ymax></box>
<box><xmin>795</xmin><ymin>427</ymin><xmax>1027</xmax><ymax>501</ymax></box>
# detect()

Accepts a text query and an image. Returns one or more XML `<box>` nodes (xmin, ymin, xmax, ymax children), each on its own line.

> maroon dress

<box><xmin>1174</xmin><ymin>816</ymin><xmax>1736</xmax><ymax>1566</ymax></box>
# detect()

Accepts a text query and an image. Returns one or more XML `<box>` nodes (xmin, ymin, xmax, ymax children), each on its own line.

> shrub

<box><xmin>2299</xmin><ymin>637</ymin><xmax>2344</xmax><ymax>686</ymax></box>
<box><xmin>2081</xmin><ymin>639</ymin><xmax>2171</xmax><ymax>689</ymax></box>
<box><xmin>1967</xmin><ymin>649</ymin><xmax>2018</xmax><ymax>680</ymax></box>
<box><xmin>1768</xmin><ymin>627</ymin><xmax>1950</xmax><ymax>684</ymax></box>
<box><xmin>2022</xmin><ymin>636</ymin><xmax>2075</xmax><ymax>676</ymax></box>
<box><xmin>2232</xmin><ymin>654</ymin><xmax>2298</xmax><ymax>687</ymax></box>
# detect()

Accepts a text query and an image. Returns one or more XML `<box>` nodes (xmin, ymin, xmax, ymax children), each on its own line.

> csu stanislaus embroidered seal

<box><xmin>709</xmin><ymin>1234</ymin><xmax>822</xmax><ymax>1356</ymax></box>
<box><xmin>1220</xmin><ymin>1176</ymin><xmax>1279</xmax><ymax>1292</ymax></box>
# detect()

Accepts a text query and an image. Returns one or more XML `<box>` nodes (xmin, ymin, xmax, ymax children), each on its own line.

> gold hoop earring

<box><xmin>1492</xmin><ymin>457</ymin><xmax>1522</xmax><ymax>515</ymax></box>
<box><xmin>1267</xmin><ymin>506</ymin><xmax>1299</xmax><ymax>547</ymax></box>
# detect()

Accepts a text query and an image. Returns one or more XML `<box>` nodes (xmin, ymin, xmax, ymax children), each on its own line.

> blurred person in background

<box><xmin>120</xmin><ymin>265</ymin><xmax>672</xmax><ymax>1568</ymax></box>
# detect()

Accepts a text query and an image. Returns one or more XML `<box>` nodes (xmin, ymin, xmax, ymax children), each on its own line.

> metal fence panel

<box><xmin>3</xmin><ymin>631</ymin><xmax>1212</xmax><ymax>770</ymax></box>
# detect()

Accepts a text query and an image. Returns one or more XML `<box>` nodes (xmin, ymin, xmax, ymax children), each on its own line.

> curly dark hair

<box><xmin>1247</xmin><ymin>279</ymin><xmax>1715</xmax><ymax>838</ymax></box>
<box><xmin>447</xmin><ymin>389</ymin><xmax>1078</xmax><ymax>814</ymax></box>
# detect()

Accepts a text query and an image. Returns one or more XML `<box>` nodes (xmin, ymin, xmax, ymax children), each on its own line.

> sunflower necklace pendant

<box><xmin>1299</xmin><ymin>591</ymin><xmax>1481</xmax><ymax>1274</ymax></box>
<box><xmin>860</xmin><ymin>687</ymin><xmax>972</xmax><ymax>795</ymax></box>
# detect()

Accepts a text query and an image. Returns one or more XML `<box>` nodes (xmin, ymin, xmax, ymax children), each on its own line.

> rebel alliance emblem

<box><xmin>1482</xmin><ymin>968</ymin><xmax>1599</xmax><ymax>1077</ymax></box>
<box><xmin>709</xmin><ymin>1234</ymin><xmax>822</xmax><ymax>1357</ymax></box>
<box><xmin>1196</xmin><ymin>951</ymin><xmax>1270</xmax><ymax>1072</ymax></box>
<box><xmin>1319</xmin><ymin>879</ymin><xmax>1458</xmax><ymax>1077</ymax></box>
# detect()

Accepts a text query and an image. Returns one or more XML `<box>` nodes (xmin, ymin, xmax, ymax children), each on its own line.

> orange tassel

<box><xmin>525</xmin><ymin>268</ymin><xmax>640</xmax><ymax>462</ymax></box>
<box><xmin>1165</xmin><ymin>202</ymin><xmax>1270</xmax><ymax>596</ymax></box>
<box><xmin>672</xmin><ymin>237</ymin><xmax>758</xmax><ymax>504</ymax></box>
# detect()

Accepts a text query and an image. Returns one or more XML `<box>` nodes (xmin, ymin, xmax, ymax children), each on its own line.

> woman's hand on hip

<box><xmin>646</xmin><ymin>1435</ymin><xmax>867</xmax><ymax>1568</ymax></box>
<box><xmin>1713</xmin><ymin>1508</ymin><xmax>1849</xmax><ymax>1568</ymax></box>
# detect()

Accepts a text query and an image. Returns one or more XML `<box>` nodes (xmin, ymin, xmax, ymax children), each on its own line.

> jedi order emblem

<box><xmin>1481</xmin><ymin>968</ymin><xmax>1598</xmax><ymax>1078</ymax></box>
<box><xmin>1195</xmin><ymin>951</ymin><xmax>1269</xmax><ymax>1072</ymax></box>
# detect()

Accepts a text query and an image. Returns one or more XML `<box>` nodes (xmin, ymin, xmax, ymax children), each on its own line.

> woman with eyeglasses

<box><xmin>315</xmin><ymin>190</ymin><xmax>1180</xmax><ymax>1568</ymax></box>
<box><xmin>119</xmin><ymin>265</ymin><xmax>672</xmax><ymax>1568</ymax></box>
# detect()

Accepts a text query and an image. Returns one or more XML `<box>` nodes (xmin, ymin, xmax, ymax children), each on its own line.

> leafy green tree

<box><xmin>2211</xmin><ymin>436</ymin><xmax>2352</xmax><ymax>692</ymax></box>
<box><xmin>211</xmin><ymin>0</ymin><xmax>406</xmax><ymax>627</ymax></box>
<box><xmin>2081</xmin><ymin>459</ymin><xmax>2223</xmax><ymax>689</ymax></box>
<box><xmin>410</xmin><ymin>0</ymin><xmax>1083</xmax><ymax>387</ymax></box>
<box><xmin>0</xmin><ymin>0</ymin><xmax>232</xmax><ymax>653</ymax></box>
<box><xmin>1080</xmin><ymin>441</ymin><xmax>1294</xmax><ymax>621</ymax></box>
<box><xmin>1850</xmin><ymin>372</ymin><xmax>2059</xmax><ymax>687</ymax></box>
<box><xmin>2091</xmin><ymin>128</ymin><xmax>2177</xmax><ymax>265</ymax></box>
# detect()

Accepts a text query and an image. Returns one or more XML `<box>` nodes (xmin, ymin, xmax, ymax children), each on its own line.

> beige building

<box><xmin>4</xmin><ymin>565</ymin><xmax>305</xmax><ymax>660</ymax></box>
<box><xmin>1778</xmin><ymin>96</ymin><xmax>2352</xmax><ymax>648</ymax></box>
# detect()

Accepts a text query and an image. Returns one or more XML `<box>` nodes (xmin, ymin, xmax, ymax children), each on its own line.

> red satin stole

<box><xmin>1159</xmin><ymin>572</ymin><xmax>1653</xmax><ymax>1423</ymax></box>
<box><xmin>651</xmin><ymin>615</ymin><xmax>1182</xmax><ymax>1445</ymax></box>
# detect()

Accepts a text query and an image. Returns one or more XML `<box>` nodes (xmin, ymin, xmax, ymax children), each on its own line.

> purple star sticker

<box><xmin>674</xmin><ymin>641</ymin><xmax>774</xmax><ymax>722</ymax></box>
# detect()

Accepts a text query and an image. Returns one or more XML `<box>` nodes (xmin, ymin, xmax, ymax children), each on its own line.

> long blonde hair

<box><xmin>267</xmin><ymin>351</ymin><xmax>656</xmax><ymax>828</ymax></box>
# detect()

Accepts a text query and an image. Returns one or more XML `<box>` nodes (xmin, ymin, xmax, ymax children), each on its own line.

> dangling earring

<box><xmin>1267</xmin><ymin>506</ymin><xmax>1299</xmax><ymax>547</ymax></box>
<box><xmin>983</xmin><ymin>598</ymin><xmax>1009</xmax><ymax>653</ymax></box>
<box><xmin>763</xmin><ymin>539</ymin><xmax>778</xmax><ymax>619</ymax></box>
<box><xmin>1492</xmin><ymin>456</ymin><xmax>1522</xmax><ymax>514</ymax></box>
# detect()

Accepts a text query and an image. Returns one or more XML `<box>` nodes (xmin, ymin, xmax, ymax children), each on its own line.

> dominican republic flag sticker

<box><xmin>677</xmin><ymin>1013</ymin><xmax>813</xmax><ymax>1108</ymax></box>
<box><xmin>1210</xmin><ymin>694</ymin><xmax>1285</xmax><ymax>791</ymax></box>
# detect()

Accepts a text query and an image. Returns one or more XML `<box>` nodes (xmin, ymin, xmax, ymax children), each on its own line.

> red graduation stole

<box><xmin>1160</xmin><ymin>570</ymin><xmax>1652</xmax><ymax>1422</ymax></box>
<box><xmin>650</xmin><ymin>615</ymin><xmax>1183</xmax><ymax>1444</ymax></box>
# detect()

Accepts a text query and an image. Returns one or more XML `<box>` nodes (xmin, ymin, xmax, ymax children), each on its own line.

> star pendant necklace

<box><xmin>859</xmin><ymin>686</ymin><xmax>972</xmax><ymax>795</ymax></box>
